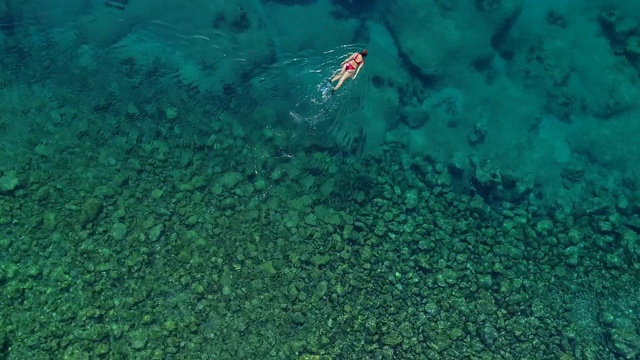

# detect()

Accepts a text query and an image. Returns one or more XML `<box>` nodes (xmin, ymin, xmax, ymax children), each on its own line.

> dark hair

<box><xmin>361</xmin><ymin>49</ymin><xmax>368</xmax><ymax>57</ymax></box>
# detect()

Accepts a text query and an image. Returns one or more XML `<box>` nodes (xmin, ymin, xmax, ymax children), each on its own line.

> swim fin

<box><xmin>321</xmin><ymin>81</ymin><xmax>332</xmax><ymax>97</ymax></box>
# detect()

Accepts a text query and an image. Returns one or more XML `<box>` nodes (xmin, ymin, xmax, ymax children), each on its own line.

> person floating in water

<box><xmin>330</xmin><ymin>49</ymin><xmax>367</xmax><ymax>94</ymax></box>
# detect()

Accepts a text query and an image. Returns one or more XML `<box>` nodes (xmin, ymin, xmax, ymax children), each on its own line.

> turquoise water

<box><xmin>1</xmin><ymin>0</ymin><xmax>640</xmax><ymax>358</ymax></box>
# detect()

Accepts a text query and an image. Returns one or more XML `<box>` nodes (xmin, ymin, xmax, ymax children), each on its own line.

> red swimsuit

<box><xmin>345</xmin><ymin>54</ymin><xmax>363</xmax><ymax>71</ymax></box>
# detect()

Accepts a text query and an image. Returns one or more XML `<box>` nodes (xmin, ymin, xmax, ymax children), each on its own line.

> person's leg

<box><xmin>331</xmin><ymin>66</ymin><xmax>347</xmax><ymax>82</ymax></box>
<box><xmin>334</xmin><ymin>71</ymin><xmax>354</xmax><ymax>91</ymax></box>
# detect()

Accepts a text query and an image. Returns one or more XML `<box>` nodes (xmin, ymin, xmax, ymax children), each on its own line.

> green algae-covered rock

<box><xmin>304</xmin><ymin>213</ymin><xmax>317</xmax><ymax>226</ymax></box>
<box><xmin>163</xmin><ymin>320</ymin><xmax>177</xmax><ymax>332</ymax></box>
<box><xmin>310</xmin><ymin>254</ymin><xmax>331</xmax><ymax>266</ymax></box>
<box><xmin>314</xmin><ymin>280</ymin><xmax>328</xmax><ymax>300</ymax></box>
<box><xmin>607</xmin><ymin>318</ymin><xmax>640</xmax><ymax>358</ymax></box>
<box><xmin>626</xmin><ymin>36</ymin><xmax>640</xmax><ymax>56</ymax></box>
<box><xmin>382</xmin><ymin>331</ymin><xmax>403</xmax><ymax>346</ymax></box>
<box><xmin>477</xmin><ymin>275</ymin><xmax>493</xmax><ymax>290</ymax></box>
<box><xmin>427</xmin><ymin>334</ymin><xmax>452</xmax><ymax>352</ymax></box>
<box><xmin>323</xmin><ymin>211</ymin><xmax>341</xmax><ymax>226</ymax></box>
<box><xmin>149</xmin><ymin>224</ymin><xmax>164</xmax><ymax>241</ymax></box>
<box><xmin>43</xmin><ymin>211</ymin><xmax>57</xmax><ymax>231</ymax></box>
<box><xmin>81</xmin><ymin>197</ymin><xmax>103</xmax><ymax>225</ymax></box>
<box><xmin>111</xmin><ymin>222</ymin><xmax>128</xmax><ymax>241</ymax></box>
<box><xmin>476</xmin><ymin>291</ymin><xmax>497</xmax><ymax>315</ymax></box>
<box><xmin>254</xmin><ymin>179</ymin><xmax>266</xmax><ymax>191</ymax></box>
<box><xmin>319</xmin><ymin>179</ymin><xmax>335</xmax><ymax>197</ymax></box>
<box><xmin>291</xmin><ymin>195</ymin><xmax>313</xmax><ymax>211</ymax></box>
<box><xmin>479</xmin><ymin>321</ymin><xmax>499</xmax><ymax>347</ymax></box>
<box><xmin>219</xmin><ymin>197</ymin><xmax>236</xmax><ymax>210</ymax></box>
<box><xmin>284</xmin><ymin>210</ymin><xmax>300</xmax><ymax>228</ymax></box>
<box><xmin>258</xmin><ymin>260</ymin><xmax>277</xmax><ymax>275</ymax></box>
<box><xmin>0</xmin><ymin>170</ymin><xmax>19</xmax><ymax>193</ymax></box>
<box><xmin>219</xmin><ymin>171</ymin><xmax>242</xmax><ymax>189</ymax></box>
<box><xmin>34</xmin><ymin>144</ymin><xmax>54</xmax><ymax>157</ymax></box>
<box><xmin>128</xmin><ymin>329</ymin><xmax>148</xmax><ymax>349</ymax></box>
<box><xmin>535</xmin><ymin>219</ymin><xmax>554</xmax><ymax>232</ymax></box>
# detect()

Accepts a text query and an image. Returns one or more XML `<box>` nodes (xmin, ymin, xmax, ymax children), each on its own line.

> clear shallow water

<box><xmin>1</xmin><ymin>0</ymin><xmax>640</xmax><ymax>359</ymax></box>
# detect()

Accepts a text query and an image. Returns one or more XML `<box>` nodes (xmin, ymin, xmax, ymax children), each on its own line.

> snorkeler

<box><xmin>330</xmin><ymin>49</ymin><xmax>367</xmax><ymax>94</ymax></box>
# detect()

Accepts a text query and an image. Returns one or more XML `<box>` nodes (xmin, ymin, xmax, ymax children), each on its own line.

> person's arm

<box><xmin>353</xmin><ymin>64</ymin><xmax>363</xmax><ymax>79</ymax></box>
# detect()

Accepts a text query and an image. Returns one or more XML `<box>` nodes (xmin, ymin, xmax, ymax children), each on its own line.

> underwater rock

<box><xmin>34</xmin><ymin>144</ymin><xmax>54</xmax><ymax>158</ymax></box>
<box><xmin>80</xmin><ymin>198</ymin><xmax>103</xmax><ymax>225</ymax></box>
<box><xmin>323</xmin><ymin>211</ymin><xmax>341</xmax><ymax>226</ymax></box>
<box><xmin>127</xmin><ymin>329</ymin><xmax>148</xmax><ymax>350</ymax></box>
<box><xmin>401</xmin><ymin>107</ymin><xmax>428</xmax><ymax>129</ymax></box>
<box><xmin>148</xmin><ymin>224</ymin><xmax>164</xmax><ymax>241</ymax></box>
<box><xmin>563</xmin><ymin>245</ymin><xmax>580</xmax><ymax>267</ymax></box>
<box><xmin>561</xmin><ymin>163</ymin><xmax>584</xmax><ymax>183</ymax></box>
<box><xmin>405</xmin><ymin>189</ymin><xmax>419</xmax><ymax>210</ymax></box>
<box><xmin>43</xmin><ymin>212</ymin><xmax>57</xmax><ymax>231</ymax></box>
<box><xmin>164</xmin><ymin>106</ymin><xmax>178</xmax><ymax>120</ymax></box>
<box><xmin>319</xmin><ymin>179</ymin><xmax>336</xmax><ymax>197</ymax></box>
<box><xmin>424</xmin><ymin>87</ymin><xmax>465</xmax><ymax>127</ymax></box>
<box><xmin>0</xmin><ymin>170</ymin><xmax>19</xmax><ymax>193</ymax></box>
<box><xmin>514</xmin><ymin>173</ymin><xmax>535</xmax><ymax>201</ymax></box>
<box><xmin>219</xmin><ymin>197</ymin><xmax>236</xmax><ymax>210</ymax></box>
<box><xmin>385</xmin><ymin>0</ymin><xmax>520</xmax><ymax>78</ymax></box>
<box><xmin>473</xmin><ymin>159</ymin><xmax>502</xmax><ymax>189</ymax></box>
<box><xmin>616</xmin><ymin>194</ymin><xmax>631</xmax><ymax>215</ymax></box>
<box><xmin>476</xmin><ymin>291</ymin><xmax>498</xmax><ymax>315</ymax></box>
<box><xmin>304</xmin><ymin>213</ymin><xmax>317</xmax><ymax>226</ymax></box>
<box><xmin>626</xmin><ymin>36</ymin><xmax>640</xmax><ymax>57</ymax></box>
<box><xmin>384</xmin><ymin>1</ymin><xmax>461</xmax><ymax>77</ymax></box>
<box><xmin>535</xmin><ymin>219</ymin><xmax>553</xmax><ymax>233</ymax></box>
<box><xmin>624</xmin><ymin>215</ymin><xmax>640</xmax><ymax>234</ymax></box>
<box><xmin>606</xmin><ymin>317</ymin><xmax>640</xmax><ymax>359</ymax></box>
<box><xmin>111</xmin><ymin>223</ymin><xmax>128</xmax><ymax>241</ymax></box>
<box><xmin>468</xmin><ymin>122</ymin><xmax>487</xmax><ymax>146</ymax></box>
<box><xmin>448</xmin><ymin>152</ymin><xmax>468</xmax><ymax>178</ymax></box>
<box><xmin>585</xmin><ymin>197</ymin><xmax>610</xmax><ymax>216</ymax></box>
<box><xmin>126</xmin><ymin>103</ymin><xmax>140</xmax><ymax>117</ymax></box>
<box><xmin>310</xmin><ymin>254</ymin><xmax>330</xmax><ymax>266</ymax></box>
<box><xmin>599</xmin><ymin>10</ymin><xmax>639</xmax><ymax>52</ymax></box>
<box><xmin>479</xmin><ymin>321</ymin><xmax>499</xmax><ymax>347</ymax></box>
<box><xmin>219</xmin><ymin>172</ymin><xmax>243</xmax><ymax>189</ymax></box>
<box><xmin>382</xmin><ymin>331</ymin><xmax>403</xmax><ymax>347</ymax></box>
